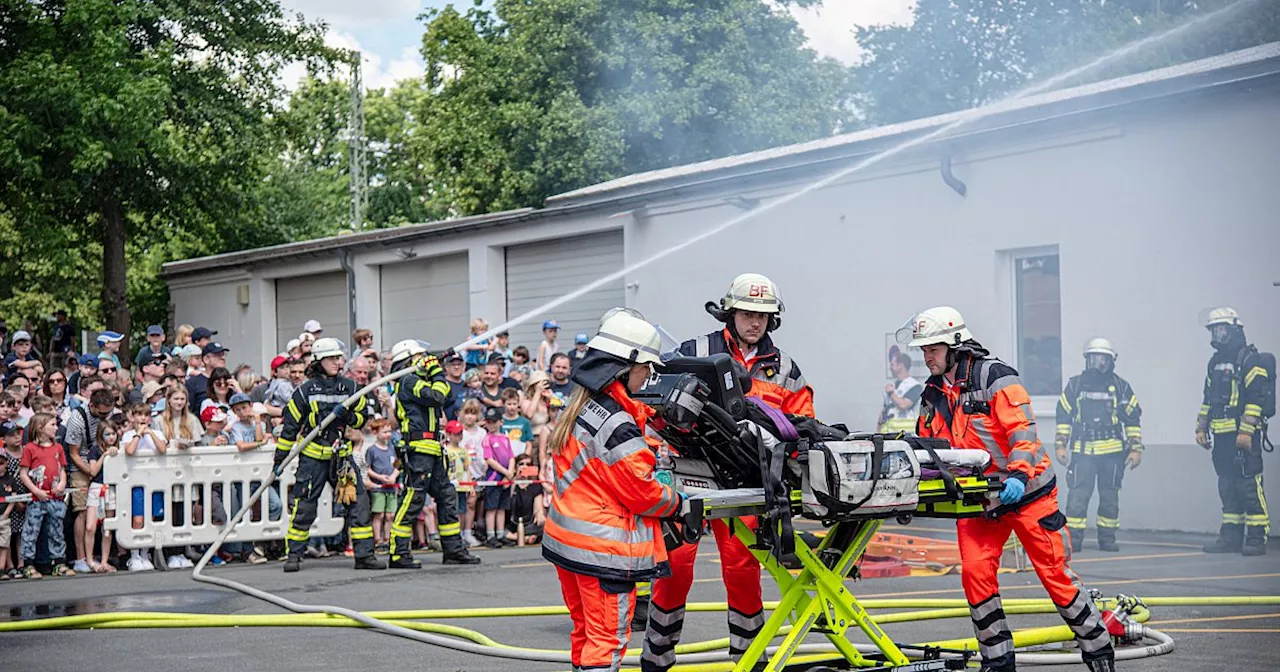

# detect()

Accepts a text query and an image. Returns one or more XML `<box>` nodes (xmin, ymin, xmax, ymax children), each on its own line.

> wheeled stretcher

<box><xmin>642</xmin><ymin>355</ymin><xmax>1003</xmax><ymax>671</ymax></box>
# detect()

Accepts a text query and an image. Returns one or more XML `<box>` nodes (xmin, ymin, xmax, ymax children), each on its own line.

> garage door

<box><xmin>505</xmin><ymin>230</ymin><xmax>625</xmax><ymax>354</ymax></box>
<box><xmin>276</xmin><ymin>271</ymin><xmax>350</xmax><ymax>353</ymax></box>
<box><xmin>380</xmin><ymin>253</ymin><xmax>470</xmax><ymax>350</ymax></box>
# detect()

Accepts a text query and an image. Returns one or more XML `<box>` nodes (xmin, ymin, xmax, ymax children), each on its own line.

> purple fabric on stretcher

<box><xmin>920</xmin><ymin>465</ymin><xmax>981</xmax><ymax>480</ymax></box>
<box><xmin>747</xmin><ymin>396</ymin><xmax>800</xmax><ymax>441</ymax></box>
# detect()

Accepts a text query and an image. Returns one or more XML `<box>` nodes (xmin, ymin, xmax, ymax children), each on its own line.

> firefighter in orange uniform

<box><xmin>909</xmin><ymin>307</ymin><xmax>1116</xmax><ymax>672</ymax></box>
<box><xmin>642</xmin><ymin>273</ymin><xmax>814</xmax><ymax>672</ymax></box>
<box><xmin>543</xmin><ymin>311</ymin><xmax>685</xmax><ymax>672</ymax></box>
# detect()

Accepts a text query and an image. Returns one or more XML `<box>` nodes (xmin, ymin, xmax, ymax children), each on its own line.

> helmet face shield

<box><xmin>1209</xmin><ymin>323</ymin><xmax>1233</xmax><ymax>347</ymax></box>
<box><xmin>1085</xmin><ymin>353</ymin><xmax>1112</xmax><ymax>373</ymax></box>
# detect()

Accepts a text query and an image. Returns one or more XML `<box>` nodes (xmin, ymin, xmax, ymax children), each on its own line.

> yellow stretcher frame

<box><xmin>691</xmin><ymin>476</ymin><xmax>995</xmax><ymax>672</ymax></box>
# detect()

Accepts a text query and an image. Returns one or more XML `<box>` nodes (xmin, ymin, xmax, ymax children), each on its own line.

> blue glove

<box><xmin>999</xmin><ymin>477</ymin><xmax>1026</xmax><ymax>506</ymax></box>
<box><xmin>328</xmin><ymin>404</ymin><xmax>353</xmax><ymax>426</ymax></box>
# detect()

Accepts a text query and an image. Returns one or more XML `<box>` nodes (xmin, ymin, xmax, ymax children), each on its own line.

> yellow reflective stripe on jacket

<box><xmin>407</xmin><ymin>440</ymin><xmax>443</xmax><ymax>455</ymax></box>
<box><xmin>286</xmin><ymin>398</ymin><xmax>303</xmax><ymax>421</ymax></box>
<box><xmin>1073</xmin><ymin>438</ymin><xmax>1124</xmax><ymax>456</ymax></box>
<box><xmin>1244</xmin><ymin>366</ymin><xmax>1268</xmax><ymax>388</ymax></box>
<box><xmin>1210</xmin><ymin>418</ymin><xmax>1238</xmax><ymax>434</ymax></box>
<box><xmin>1058</xmin><ymin>393</ymin><xmax>1073</xmax><ymax>415</ymax></box>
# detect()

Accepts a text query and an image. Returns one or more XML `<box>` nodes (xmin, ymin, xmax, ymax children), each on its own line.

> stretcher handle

<box><xmin>680</xmin><ymin>496</ymin><xmax>705</xmax><ymax>544</ymax></box>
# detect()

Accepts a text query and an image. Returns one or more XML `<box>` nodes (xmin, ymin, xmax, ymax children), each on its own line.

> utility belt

<box><xmin>401</xmin><ymin>431</ymin><xmax>443</xmax><ymax>457</ymax></box>
<box><xmin>300</xmin><ymin>440</ymin><xmax>352</xmax><ymax>461</ymax></box>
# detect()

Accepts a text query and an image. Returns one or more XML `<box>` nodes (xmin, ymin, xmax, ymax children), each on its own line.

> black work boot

<box><xmin>442</xmin><ymin>548</ymin><xmax>481</xmax><ymax>565</ymax></box>
<box><xmin>1204</xmin><ymin>523</ymin><xmax>1244</xmax><ymax>553</ymax></box>
<box><xmin>389</xmin><ymin>555</ymin><xmax>422</xmax><ymax>569</ymax></box>
<box><xmin>1084</xmin><ymin>653</ymin><xmax>1116</xmax><ymax>672</ymax></box>
<box><xmin>354</xmin><ymin>555</ymin><xmax>387</xmax><ymax>570</ymax></box>
<box><xmin>283</xmin><ymin>556</ymin><xmax>302</xmax><ymax>573</ymax></box>
<box><xmin>1243</xmin><ymin>529</ymin><xmax>1267</xmax><ymax>557</ymax></box>
<box><xmin>1096</xmin><ymin>530</ymin><xmax>1120</xmax><ymax>553</ymax></box>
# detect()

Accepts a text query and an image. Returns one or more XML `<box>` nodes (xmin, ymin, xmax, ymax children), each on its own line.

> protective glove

<box><xmin>335</xmin><ymin>462</ymin><xmax>359</xmax><ymax>505</ymax></box>
<box><xmin>328</xmin><ymin>404</ymin><xmax>354</xmax><ymax>426</ymax></box>
<box><xmin>999</xmin><ymin>477</ymin><xmax>1026</xmax><ymax>506</ymax></box>
<box><xmin>1236</xmin><ymin>432</ymin><xmax>1254</xmax><ymax>450</ymax></box>
<box><xmin>1195</xmin><ymin>429</ymin><xmax>1209</xmax><ymax>449</ymax></box>
<box><xmin>1125</xmin><ymin>449</ymin><xmax>1142</xmax><ymax>470</ymax></box>
<box><xmin>415</xmin><ymin>355</ymin><xmax>445</xmax><ymax>380</ymax></box>
<box><xmin>1055</xmin><ymin>446</ymin><xmax>1069</xmax><ymax>467</ymax></box>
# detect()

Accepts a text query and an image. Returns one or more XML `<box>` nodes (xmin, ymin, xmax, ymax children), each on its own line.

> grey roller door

<box><xmin>380</xmin><ymin>253</ymin><xmax>470</xmax><ymax>351</ymax></box>
<box><xmin>505</xmin><ymin>230</ymin><xmax>625</xmax><ymax>355</ymax></box>
<box><xmin>276</xmin><ymin>272</ymin><xmax>350</xmax><ymax>353</ymax></box>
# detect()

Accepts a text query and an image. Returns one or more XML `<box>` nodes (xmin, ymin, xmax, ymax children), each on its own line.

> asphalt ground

<box><xmin>3</xmin><ymin>524</ymin><xmax>1278</xmax><ymax>672</ymax></box>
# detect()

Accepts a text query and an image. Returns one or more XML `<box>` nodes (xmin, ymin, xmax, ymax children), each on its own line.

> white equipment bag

<box><xmin>801</xmin><ymin>438</ymin><xmax>921</xmax><ymax>520</ymax></box>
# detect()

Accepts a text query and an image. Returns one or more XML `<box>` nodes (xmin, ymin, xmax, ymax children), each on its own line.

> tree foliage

<box><xmin>852</xmin><ymin>0</ymin><xmax>1280</xmax><ymax>126</ymax></box>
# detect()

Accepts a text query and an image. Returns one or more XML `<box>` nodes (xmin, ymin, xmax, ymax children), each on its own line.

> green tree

<box><xmin>0</xmin><ymin>0</ymin><xmax>339</xmax><ymax>352</ymax></box>
<box><xmin>852</xmin><ymin>0</ymin><xmax>1280</xmax><ymax>126</ymax></box>
<box><xmin>412</xmin><ymin>0</ymin><xmax>850</xmax><ymax>215</ymax></box>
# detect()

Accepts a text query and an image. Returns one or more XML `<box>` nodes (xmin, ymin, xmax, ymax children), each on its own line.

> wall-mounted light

<box><xmin>236</xmin><ymin>284</ymin><xmax>251</xmax><ymax>307</ymax></box>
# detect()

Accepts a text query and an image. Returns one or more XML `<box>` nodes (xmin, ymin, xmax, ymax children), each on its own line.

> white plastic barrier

<box><xmin>104</xmin><ymin>445</ymin><xmax>344</xmax><ymax>550</ymax></box>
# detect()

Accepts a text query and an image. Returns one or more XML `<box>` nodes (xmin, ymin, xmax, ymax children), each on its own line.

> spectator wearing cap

<box><xmin>460</xmin><ymin>317</ymin><xmax>495</xmax><ymax>370</ymax></box>
<box><xmin>139</xmin><ymin>381</ymin><xmax>165</xmax><ymax>416</ymax></box>
<box><xmin>303</xmin><ymin>319</ymin><xmax>323</xmax><ymax>336</ymax></box>
<box><xmin>187</xmin><ymin>341</ymin><xmax>229</xmax><ymax>412</ymax></box>
<box><xmin>535</xmin><ymin>320</ymin><xmax>560</xmax><ymax>371</ymax></box>
<box><xmin>3</xmin><ymin>330</ymin><xmax>40</xmax><ymax>385</ymax></box>
<box><xmin>136</xmin><ymin>350</ymin><xmax>168</xmax><ymax>388</ymax></box>
<box><xmin>569</xmin><ymin>332</ymin><xmax>589</xmax><ymax>371</ymax></box>
<box><xmin>256</xmin><ymin>356</ymin><xmax>294</xmax><ymax>423</ymax></box>
<box><xmin>97</xmin><ymin>331</ymin><xmax>124</xmax><ymax>369</ymax></box>
<box><xmin>198</xmin><ymin>406</ymin><xmax>229</xmax><ymax>446</ymax></box>
<box><xmin>50</xmin><ymin>310</ymin><xmax>78</xmax><ymax>372</ymax></box>
<box><xmin>443</xmin><ymin>353</ymin><xmax>467</xmax><ymax>420</ymax></box>
<box><xmin>133</xmin><ymin>325</ymin><xmax>168</xmax><ymax>373</ymax></box>
<box><xmin>191</xmin><ymin>327</ymin><xmax>217</xmax><ymax>351</ymax></box>
<box><xmin>285</xmin><ymin>338</ymin><xmax>302</xmax><ymax>360</ymax></box>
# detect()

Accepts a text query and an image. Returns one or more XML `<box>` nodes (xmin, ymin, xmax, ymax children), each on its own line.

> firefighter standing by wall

<box><xmin>543</xmin><ymin>311</ymin><xmax>684</xmax><ymax>672</ymax></box>
<box><xmin>1056</xmin><ymin>338</ymin><xmax>1143</xmax><ymax>553</ymax></box>
<box><xmin>1197</xmin><ymin>307</ymin><xmax>1272</xmax><ymax>556</ymax></box>
<box><xmin>909</xmin><ymin>307</ymin><xmax>1115</xmax><ymax>672</ymax></box>
<box><xmin>274</xmin><ymin>338</ymin><xmax>384</xmax><ymax>572</ymax></box>
<box><xmin>388</xmin><ymin>339</ymin><xmax>481</xmax><ymax>567</ymax></box>
<box><xmin>641</xmin><ymin>273</ymin><xmax>815</xmax><ymax>672</ymax></box>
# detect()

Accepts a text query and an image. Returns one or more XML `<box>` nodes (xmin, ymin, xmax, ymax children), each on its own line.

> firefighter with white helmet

<box><xmin>906</xmin><ymin>307</ymin><xmax>1115</xmax><ymax>672</ymax></box>
<box><xmin>544</xmin><ymin>310</ymin><xmax>684</xmax><ymax>672</ymax></box>
<box><xmin>1055</xmin><ymin>338</ymin><xmax>1143</xmax><ymax>553</ymax></box>
<box><xmin>642</xmin><ymin>273</ymin><xmax>814</xmax><ymax>672</ymax></box>
<box><xmin>388</xmin><ymin>339</ymin><xmax>481</xmax><ymax>568</ymax></box>
<box><xmin>275</xmin><ymin>337</ymin><xmax>384</xmax><ymax>572</ymax></box>
<box><xmin>1197</xmin><ymin>308</ymin><xmax>1272</xmax><ymax>556</ymax></box>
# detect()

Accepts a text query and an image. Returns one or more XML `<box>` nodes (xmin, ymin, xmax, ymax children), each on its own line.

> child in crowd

<box><xmin>493</xmin><ymin>331</ymin><xmax>513</xmax><ymax>365</ymax></box>
<box><xmin>460</xmin><ymin>317</ymin><xmax>494</xmax><ymax>370</ymax></box>
<box><xmin>199</xmin><ymin>406</ymin><xmax>230</xmax><ymax>446</ymax></box>
<box><xmin>505</xmin><ymin>453</ymin><xmax>544</xmax><ymax>546</ymax></box>
<box><xmin>19</xmin><ymin>412</ymin><xmax>73</xmax><ymax>577</ymax></box>
<box><xmin>83</xmin><ymin>419</ymin><xmax>121</xmax><ymax>573</ymax></box>
<box><xmin>0</xmin><ymin>473</ymin><xmax>15</xmax><ymax>579</ymax></box>
<box><xmin>364</xmin><ymin>419</ymin><xmax>399</xmax><ymax>551</ymax></box>
<box><xmin>443</xmin><ymin>420</ymin><xmax>477</xmax><ymax>549</ymax></box>
<box><xmin>499</xmin><ymin>388</ymin><xmax>533</xmax><ymax>457</ymax></box>
<box><xmin>458</xmin><ymin>400</ymin><xmax>486</xmax><ymax>547</ymax></box>
<box><xmin>461</xmin><ymin>368</ymin><xmax>483</xmax><ymax>401</ymax></box>
<box><xmin>2</xmin><ymin>421</ymin><xmax>26</xmax><ymax>578</ymax></box>
<box><xmin>227</xmin><ymin>393</ymin><xmax>280</xmax><ymax>563</ymax></box>
<box><xmin>123</xmin><ymin>401</ymin><xmax>168</xmax><ymax>570</ymax></box>
<box><xmin>535</xmin><ymin>320</ymin><xmax>559</xmax><ymax>371</ymax></box>
<box><xmin>482</xmin><ymin>407</ymin><xmax>515</xmax><ymax>548</ymax></box>
<box><xmin>506</xmin><ymin>346</ymin><xmax>531</xmax><ymax>378</ymax></box>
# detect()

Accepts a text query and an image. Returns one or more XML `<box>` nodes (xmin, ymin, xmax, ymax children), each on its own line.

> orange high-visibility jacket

<box><xmin>916</xmin><ymin>356</ymin><xmax>1057</xmax><ymax>504</ymax></box>
<box><xmin>680</xmin><ymin>329</ymin><xmax>815</xmax><ymax>417</ymax></box>
<box><xmin>543</xmin><ymin>381</ymin><xmax>682</xmax><ymax>583</ymax></box>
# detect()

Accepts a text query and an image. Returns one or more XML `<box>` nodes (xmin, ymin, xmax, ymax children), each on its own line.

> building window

<box><xmin>1014</xmin><ymin>252</ymin><xmax>1062</xmax><ymax>396</ymax></box>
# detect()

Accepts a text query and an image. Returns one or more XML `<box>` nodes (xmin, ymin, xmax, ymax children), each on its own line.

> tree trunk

<box><xmin>101</xmin><ymin>200</ymin><xmax>131</xmax><ymax>359</ymax></box>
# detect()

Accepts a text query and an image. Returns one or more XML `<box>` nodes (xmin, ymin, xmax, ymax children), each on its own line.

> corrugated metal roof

<box><xmin>549</xmin><ymin>42</ymin><xmax>1280</xmax><ymax>206</ymax></box>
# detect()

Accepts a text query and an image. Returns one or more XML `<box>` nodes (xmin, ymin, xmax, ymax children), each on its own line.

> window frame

<box><xmin>1003</xmin><ymin>245</ymin><xmax>1062</xmax><ymax>421</ymax></box>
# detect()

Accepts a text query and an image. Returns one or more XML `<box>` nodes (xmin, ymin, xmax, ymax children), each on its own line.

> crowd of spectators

<box><xmin>0</xmin><ymin>316</ymin><xmax>587</xmax><ymax>579</ymax></box>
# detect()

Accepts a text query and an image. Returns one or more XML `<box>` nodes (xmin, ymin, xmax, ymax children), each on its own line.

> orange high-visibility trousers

<box><xmin>557</xmin><ymin>566</ymin><xmax>637</xmax><ymax>672</ymax></box>
<box><xmin>957</xmin><ymin>489</ymin><xmax>1112</xmax><ymax>668</ymax></box>
<box><xmin>643</xmin><ymin>517</ymin><xmax>764</xmax><ymax>671</ymax></box>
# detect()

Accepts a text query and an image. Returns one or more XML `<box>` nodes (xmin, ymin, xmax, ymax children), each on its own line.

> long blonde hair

<box><xmin>549</xmin><ymin>386</ymin><xmax>591</xmax><ymax>456</ymax></box>
<box><xmin>174</xmin><ymin>324</ymin><xmax>194</xmax><ymax>347</ymax></box>
<box><xmin>162</xmin><ymin>386</ymin><xmax>197</xmax><ymax>441</ymax></box>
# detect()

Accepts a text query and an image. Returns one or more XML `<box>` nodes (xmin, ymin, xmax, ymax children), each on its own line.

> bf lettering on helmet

<box><xmin>748</xmin><ymin>283</ymin><xmax>770</xmax><ymax>298</ymax></box>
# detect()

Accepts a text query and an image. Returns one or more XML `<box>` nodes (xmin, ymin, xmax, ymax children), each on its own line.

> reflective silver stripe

<box><xmin>639</xmin><ymin>485</ymin><xmax>678</xmax><ymax>517</ymax></box>
<box><xmin>970</xmin><ymin>594</ymin><xmax>1003</xmax><ymax>621</ymax></box>
<box><xmin>542</xmin><ymin>535</ymin><xmax>654</xmax><ymax>572</ymax></box>
<box><xmin>972</xmin><ymin>420</ymin><xmax>1006</xmax><ymax>469</ymax></box>
<box><xmin>309</xmin><ymin>394</ymin><xmax>348</xmax><ymax>404</ymax></box>
<box><xmin>603</xmin><ymin>329</ymin><xmax>661</xmax><ymax>358</ymax></box>
<box><xmin>986</xmin><ymin>371</ymin><xmax>1023</xmax><ymax>395</ymax></box>
<box><xmin>598</xmin><ymin>435</ymin><xmax>650</xmax><ymax>466</ymax></box>
<box><xmin>612</xmin><ymin>589</ymin><xmax>632</xmax><ymax>671</ymax></box>
<box><xmin>786</xmin><ymin>372</ymin><xmax>808</xmax><ymax>393</ymax></box>
<box><xmin>1009</xmin><ymin>449</ymin><xmax>1038</xmax><ymax>466</ymax></box>
<box><xmin>1081</xmin><ymin>391</ymin><xmax>1114</xmax><ymax>400</ymax></box>
<box><xmin>982</xmin><ymin>639</ymin><xmax>1014</xmax><ymax>659</ymax></box>
<box><xmin>727</xmin><ymin>608</ymin><xmax>764</xmax><ymax>657</ymax></box>
<box><xmin>556</xmin><ymin>446</ymin><xmax>593</xmax><ymax>496</ymax></box>
<box><xmin>976</xmin><ymin>615</ymin><xmax>1008</xmax><ymax>643</ymax></box>
<box><xmin>1010</xmin><ymin>429</ymin><xmax>1038</xmax><ymax>446</ymax></box>
<box><xmin>648</xmin><ymin>604</ymin><xmax>686</xmax><ymax>628</ymax></box>
<box><xmin>582</xmin><ymin>407</ymin><xmax>634</xmax><ymax>446</ymax></box>
<box><xmin>694</xmin><ymin>336</ymin><xmax>710</xmax><ymax>358</ymax></box>
<box><xmin>548</xmin><ymin>507</ymin><xmax>653</xmax><ymax>545</ymax></box>
<box><xmin>1057</xmin><ymin>592</ymin><xmax>1110</xmax><ymax>653</ymax></box>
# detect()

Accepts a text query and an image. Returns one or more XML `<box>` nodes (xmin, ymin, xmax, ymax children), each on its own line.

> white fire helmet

<box><xmin>1083</xmin><ymin>337</ymin><xmax>1117</xmax><ymax>359</ymax></box>
<box><xmin>310</xmin><ymin>337</ymin><xmax>345</xmax><ymax>362</ymax></box>
<box><xmin>902</xmin><ymin>306</ymin><xmax>973</xmax><ymax>348</ymax></box>
<box><xmin>1202</xmin><ymin>307</ymin><xmax>1242</xmax><ymax>329</ymax></box>
<box><xmin>720</xmin><ymin>273</ymin><xmax>784</xmax><ymax>314</ymax></box>
<box><xmin>390</xmin><ymin>339</ymin><xmax>429</xmax><ymax>365</ymax></box>
<box><xmin>598</xmin><ymin>307</ymin><xmax>646</xmax><ymax>329</ymax></box>
<box><xmin>589</xmin><ymin>311</ymin><xmax>663</xmax><ymax>366</ymax></box>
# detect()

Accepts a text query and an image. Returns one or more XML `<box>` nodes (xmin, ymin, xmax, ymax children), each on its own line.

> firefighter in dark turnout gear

<box><xmin>1056</xmin><ymin>338</ymin><xmax>1143</xmax><ymax>553</ymax></box>
<box><xmin>388</xmin><ymin>339</ymin><xmax>480</xmax><ymax>567</ymax></box>
<box><xmin>1197</xmin><ymin>308</ymin><xmax>1272</xmax><ymax>556</ymax></box>
<box><xmin>274</xmin><ymin>337</ymin><xmax>384</xmax><ymax>572</ymax></box>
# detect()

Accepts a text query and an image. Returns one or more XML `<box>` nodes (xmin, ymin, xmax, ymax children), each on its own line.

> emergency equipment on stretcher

<box><xmin>644</xmin><ymin>355</ymin><xmax>1002</xmax><ymax>671</ymax></box>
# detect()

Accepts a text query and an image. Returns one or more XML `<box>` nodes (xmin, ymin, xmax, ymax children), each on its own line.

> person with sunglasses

<box><xmin>42</xmin><ymin>372</ymin><xmax>71</xmax><ymax>417</ymax></box>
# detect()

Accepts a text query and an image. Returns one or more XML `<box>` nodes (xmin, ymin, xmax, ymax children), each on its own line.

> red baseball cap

<box><xmin>444</xmin><ymin>420</ymin><xmax>464</xmax><ymax>435</ymax></box>
<box><xmin>270</xmin><ymin>355</ymin><xmax>288</xmax><ymax>371</ymax></box>
<box><xmin>201</xmin><ymin>406</ymin><xmax>227</xmax><ymax>425</ymax></box>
